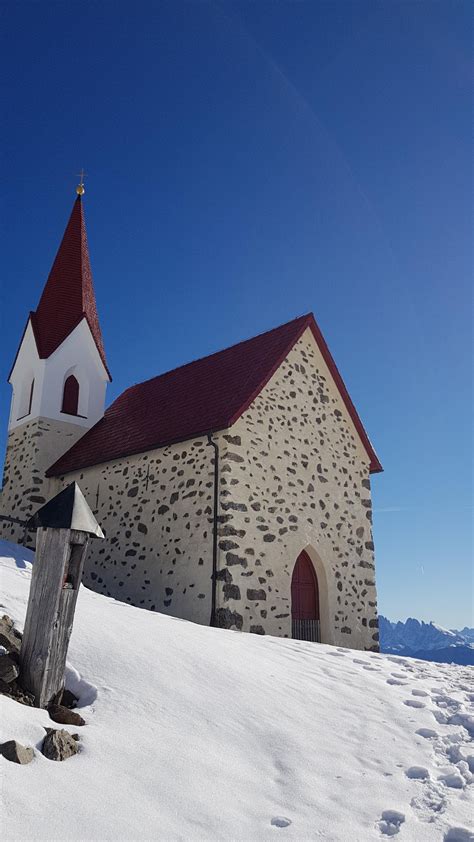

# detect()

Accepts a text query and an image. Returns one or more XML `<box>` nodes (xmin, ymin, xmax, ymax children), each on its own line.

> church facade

<box><xmin>0</xmin><ymin>192</ymin><xmax>382</xmax><ymax>650</ymax></box>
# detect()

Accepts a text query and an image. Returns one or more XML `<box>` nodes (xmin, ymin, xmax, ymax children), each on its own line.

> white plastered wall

<box><xmin>8</xmin><ymin>318</ymin><xmax>109</xmax><ymax>431</ymax></box>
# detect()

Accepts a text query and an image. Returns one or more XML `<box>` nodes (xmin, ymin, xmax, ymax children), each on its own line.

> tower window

<box><xmin>61</xmin><ymin>375</ymin><xmax>80</xmax><ymax>416</ymax></box>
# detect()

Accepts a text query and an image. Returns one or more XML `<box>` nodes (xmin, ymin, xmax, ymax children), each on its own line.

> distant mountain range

<box><xmin>379</xmin><ymin>616</ymin><xmax>474</xmax><ymax>665</ymax></box>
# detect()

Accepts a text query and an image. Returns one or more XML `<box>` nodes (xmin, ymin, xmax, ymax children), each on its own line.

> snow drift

<box><xmin>1</xmin><ymin>540</ymin><xmax>473</xmax><ymax>842</ymax></box>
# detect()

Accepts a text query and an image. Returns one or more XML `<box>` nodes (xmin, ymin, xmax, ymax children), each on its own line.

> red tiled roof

<box><xmin>47</xmin><ymin>314</ymin><xmax>382</xmax><ymax>476</ymax></box>
<box><xmin>9</xmin><ymin>197</ymin><xmax>110</xmax><ymax>380</ymax></box>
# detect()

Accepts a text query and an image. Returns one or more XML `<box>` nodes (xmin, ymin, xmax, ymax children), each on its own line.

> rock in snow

<box><xmin>41</xmin><ymin>729</ymin><xmax>79</xmax><ymax>761</ymax></box>
<box><xmin>0</xmin><ymin>739</ymin><xmax>34</xmax><ymax>764</ymax></box>
<box><xmin>0</xmin><ymin>614</ymin><xmax>22</xmax><ymax>655</ymax></box>
<box><xmin>47</xmin><ymin>704</ymin><xmax>85</xmax><ymax>727</ymax></box>
<box><xmin>0</xmin><ymin>653</ymin><xmax>19</xmax><ymax>684</ymax></box>
<box><xmin>0</xmin><ymin>539</ymin><xmax>472</xmax><ymax>841</ymax></box>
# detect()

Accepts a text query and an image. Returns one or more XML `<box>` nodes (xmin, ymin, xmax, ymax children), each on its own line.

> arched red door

<box><xmin>291</xmin><ymin>551</ymin><xmax>321</xmax><ymax>642</ymax></box>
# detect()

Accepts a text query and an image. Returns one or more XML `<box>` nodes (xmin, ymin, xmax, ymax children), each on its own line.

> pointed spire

<box><xmin>29</xmin><ymin>194</ymin><xmax>110</xmax><ymax>377</ymax></box>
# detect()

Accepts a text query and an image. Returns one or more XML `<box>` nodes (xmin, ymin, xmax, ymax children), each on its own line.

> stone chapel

<box><xmin>0</xmin><ymin>189</ymin><xmax>383</xmax><ymax>650</ymax></box>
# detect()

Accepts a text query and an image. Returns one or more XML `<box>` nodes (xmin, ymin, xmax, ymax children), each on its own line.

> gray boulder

<box><xmin>0</xmin><ymin>740</ymin><xmax>34</xmax><ymax>764</ymax></box>
<box><xmin>41</xmin><ymin>729</ymin><xmax>79</xmax><ymax>761</ymax></box>
<box><xmin>0</xmin><ymin>654</ymin><xmax>19</xmax><ymax>684</ymax></box>
<box><xmin>0</xmin><ymin>615</ymin><xmax>22</xmax><ymax>656</ymax></box>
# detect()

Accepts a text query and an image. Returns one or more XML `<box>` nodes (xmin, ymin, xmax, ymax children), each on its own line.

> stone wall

<box><xmin>0</xmin><ymin>418</ymin><xmax>82</xmax><ymax>545</ymax></box>
<box><xmin>58</xmin><ymin>438</ymin><xmax>217</xmax><ymax>625</ymax></box>
<box><xmin>213</xmin><ymin>327</ymin><xmax>379</xmax><ymax>650</ymax></box>
<box><xmin>2</xmin><ymin>327</ymin><xmax>379</xmax><ymax>651</ymax></box>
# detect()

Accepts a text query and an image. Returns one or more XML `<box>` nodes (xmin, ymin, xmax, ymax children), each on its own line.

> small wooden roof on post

<box><xmin>27</xmin><ymin>482</ymin><xmax>104</xmax><ymax>536</ymax></box>
<box><xmin>20</xmin><ymin>483</ymin><xmax>103</xmax><ymax>709</ymax></box>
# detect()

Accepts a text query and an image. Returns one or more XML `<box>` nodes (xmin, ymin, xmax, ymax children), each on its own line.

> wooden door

<box><xmin>291</xmin><ymin>551</ymin><xmax>320</xmax><ymax>641</ymax></box>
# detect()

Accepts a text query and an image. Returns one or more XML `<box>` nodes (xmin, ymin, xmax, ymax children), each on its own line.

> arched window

<box><xmin>61</xmin><ymin>375</ymin><xmax>79</xmax><ymax>416</ymax></box>
<box><xmin>16</xmin><ymin>378</ymin><xmax>35</xmax><ymax>420</ymax></box>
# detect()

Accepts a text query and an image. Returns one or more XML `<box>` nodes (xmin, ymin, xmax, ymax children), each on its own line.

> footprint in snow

<box><xmin>353</xmin><ymin>658</ymin><xmax>369</xmax><ymax>665</ymax></box>
<box><xmin>270</xmin><ymin>817</ymin><xmax>292</xmax><ymax>828</ymax></box>
<box><xmin>438</xmin><ymin>770</ymin><xmax>466</xmax><ymax>789</ymax></box>
<box><xmin>377</xmin><ymin>810</ymin><xmax>405</xmax><ymax>836</ymax></box>
<box><xmin>406</xmin><ymin>766</ymin><xmax>430</xmax><ymax>780</ymax></box>
<box><xmin>387</xmin><ymin>678</ymin><xmax>407</xmax><ymax>686</ymax></box>
<box><xmin>444</xmin><ymin>827</ymin><xmax>474</xmax><ymax>841</ymax></box>
<box><xmin>404</xmin><ymin>699</ymin><xmax>426</xmax><ymax>709</ymax></box>
<box><xmin>391</xmin><ymin>672</ymin><xmax>407</xmax><ymax>679</ymax></box>
<box><xmin>416</xmin><ymin>728</ymin><xmax>438</xmax><ymax>739</ymax></box>
<box><xmin>433</xmin><ymin>695</ymin><xmax>462</xmax><ymax>713</ymax></box>
<box><xmin>411</xmin><ymin>689</ymin><xmax>429</xmax><ymax>697</ymax></box>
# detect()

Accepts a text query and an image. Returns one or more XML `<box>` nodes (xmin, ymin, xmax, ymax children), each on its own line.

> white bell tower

<box><xmin>1</xmin><ymin>182</ymin><xmax>111</xmax><ymax>544</ymax></box>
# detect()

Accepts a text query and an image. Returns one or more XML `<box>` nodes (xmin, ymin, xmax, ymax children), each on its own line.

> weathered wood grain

<box><xmin>20</xmin><ymin>527</ymin><xmax>89</xmax><ymax>708</ymax></box>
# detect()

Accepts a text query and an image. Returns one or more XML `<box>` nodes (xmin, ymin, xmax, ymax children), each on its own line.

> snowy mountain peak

<box><xmin>379</xmin><ymin>615</ymin><xmax>474</xmax><ymax>665</ymax></box>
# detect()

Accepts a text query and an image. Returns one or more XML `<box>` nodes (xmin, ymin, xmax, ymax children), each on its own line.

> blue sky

<box><xmin>2</xmin><ymin>1</ymin><xmax>472</xmax><ymax>627</ymax></box>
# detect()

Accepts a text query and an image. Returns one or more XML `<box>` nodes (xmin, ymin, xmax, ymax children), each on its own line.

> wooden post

<box><xmin>19</xmin><ymin>483</ymin><xmax>103</xmax><ymax>708</ymax></box>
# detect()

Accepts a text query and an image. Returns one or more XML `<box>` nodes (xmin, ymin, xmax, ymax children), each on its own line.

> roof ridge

<box><xmin>46</xmin><ymin>311</ymin><xmax>382</xmax><ymax>477</ymax></box>
<box><xmin>121</xmin><ymin>313</ymin><xmax>312</xmax><ymax>395</ymax></box>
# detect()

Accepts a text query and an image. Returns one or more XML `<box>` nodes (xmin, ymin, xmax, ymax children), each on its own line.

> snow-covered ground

<box><xmin>1</xmin><ymin>539</ymin><xmax>473</xmax><ymax>842</ymax></box>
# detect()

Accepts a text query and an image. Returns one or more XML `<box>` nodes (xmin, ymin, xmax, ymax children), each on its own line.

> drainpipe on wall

<box><xmin>207</xmin><ymin>432</ymin><xmax>219</xmax><ymax>627</ymax></box>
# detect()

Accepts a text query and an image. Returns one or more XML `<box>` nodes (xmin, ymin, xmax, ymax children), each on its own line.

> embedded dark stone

<box><xmin>337</xmin><ymin>581</ymin><xmax>343</xmax><ymax>592</ymax></box>
<box><xmin>127</xmin><ymin>486</ymin><xmax>139</xmax><ymax>498</ymax></box>
<box><xmin>215</xmin><ymin>608</ymin><xmax>243</xmax><ymax>630</ymax></box>
<box><xmin>223</xmin><ymin>435</ymin><xmax>241</xmax><ymax>446</ymax></box>
<box><xmin>341</xmin><ymin>627</ymin><xmax>352</xmax><ymax>634</ymax></box>
<box><xmin>247</xmin><ymin>589</ymin><xmax>266</xmax><ymax>601</ymax></box>
<box><xmin>223</xmin><ymin>583</ymin><xmax>241</xmax><ymax>601</ymax></box>
<box><xmin>219</xmin><ymin>540</ymin><xmax>239</xmax><ymax>551</ymax></box>
<box><xmin>361</xmin><ymin>479</ymin><xmax>371</xmax><ymax>489</ymax></box>
<box><xmin>369</xmin><ymin>618</ymin><xmax>379</xmax><ymax>628</ymax></box>
<box><xmin>220</xmin><ymin>525</ymin><xmax>245</xmax><ymax>538</ymax></box>
<box><xmin>158</xmin><ymin>505</ymin><xmax>169</xmax><ymax>515</ymax></box>
<box><xmin>215</xmin><ymin>568</ymin><xmax>232</xmax><ymax>583</ymax></box>
<box><xmin>170</xmin><ymin>492</ymin><xmax>179</xmax><ymax>504</ymax></box>
<box><xmin>221</xmin><ymin>502</ymin><xmax>248</xmax><ymax>512</ymax></box>
<box><xmin>226</xmin><ymin>552</ymin><xmax>247</xmax><ymax>568</ymax></box>
<box><xmin>138</xmin><ymin>523</ymin><xmax>148</xmax><ymax>534</ymax></box>
<box><xmin>223</xmin><ymin>452</ymin><xmax>245</xmax><ymax>463</ymax></box>
<box><xmin>263</xmin><ymin>534</ymin><xmax>276</xmax><ymax>543</ymax></box>
<box><xmin>250</xmin><ymin>625</ymin><xmax>265</xmax><ymax>635</ymax></box>
<box><xmin>364</xmin><ymin>541</ymin><xmax>374</xmax><ymax>551</ymax></box>
<box><xmin>361</xmin><ymin>499</ymin><xmax>371</xmax><ymax>508</ymax></box>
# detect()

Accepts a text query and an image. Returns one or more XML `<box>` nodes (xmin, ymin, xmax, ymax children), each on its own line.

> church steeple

<box><xmin>28</xmin><ymin>194</ymin><xmax>109</xmax><ymax>378</ymax></box>
<box><xmin>7</xmin><ymin>189</ymin><xmax>111</xmax><ymax>432</ymax></box>
<box><xmin>1</xmin><ymin>187</ymin><xmax>112</xmax><ymax>544</ymax></box>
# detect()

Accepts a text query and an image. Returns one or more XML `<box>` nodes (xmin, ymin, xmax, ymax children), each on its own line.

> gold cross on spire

<box><xmin>76</xmin><ymin>169</ymin><xmax>87</xmax><ymax>196</ymax></box>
